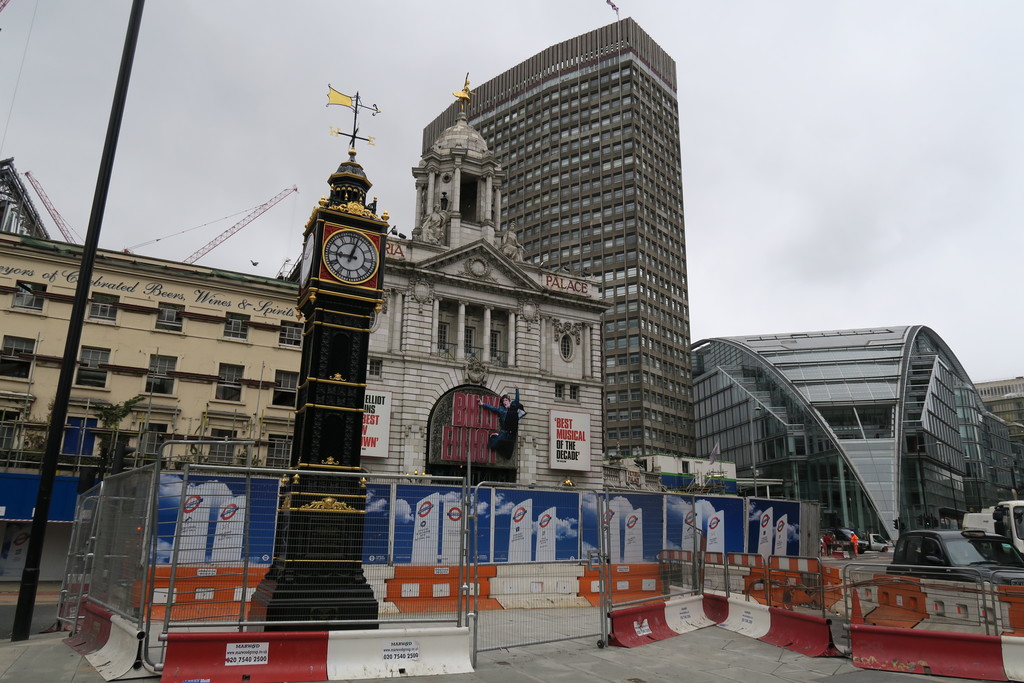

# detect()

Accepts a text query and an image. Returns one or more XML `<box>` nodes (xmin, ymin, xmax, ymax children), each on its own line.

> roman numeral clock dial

<box><xmin>322</xmin><ymin>229</ymin><xmax>378</xmax><ymax>284</ymax></box>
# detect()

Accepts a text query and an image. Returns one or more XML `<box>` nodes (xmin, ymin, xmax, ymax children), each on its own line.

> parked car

<box><xmin>887</xmin><ymin>529</ymin><xmax>1024</xmax><ymax>584</ymax></box>
<box><xmin>866</xmin><ymin>533</ymin><xmax>893</xmax><ymax>552</ymax></box>
<box><xmin>830</xmin><ymin>528</ymin><xmax>868</xmax><ymax>554</ymax></box>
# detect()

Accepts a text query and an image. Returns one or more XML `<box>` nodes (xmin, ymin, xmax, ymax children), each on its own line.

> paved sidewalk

<box><xmin>0</xmin><ymin>623</ymin><xmax>980</xmax><ymax>683</ymax></box>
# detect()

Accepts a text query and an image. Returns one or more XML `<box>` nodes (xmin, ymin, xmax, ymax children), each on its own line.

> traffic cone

<box><xmin>850</xmin><ymin>587</ymin><xmax>864</xmax><ymax>624</ymax></box>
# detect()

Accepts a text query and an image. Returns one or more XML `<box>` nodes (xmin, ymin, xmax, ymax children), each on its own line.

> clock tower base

<box><xmin>249</xmin><ymin>574</ymin><xmax>379</xmax><ymax>632</ymax></box>
<box><xmin>250</xmin><ymin>471</ymin><xmax>380</xmax><ymax>630</ymax></box>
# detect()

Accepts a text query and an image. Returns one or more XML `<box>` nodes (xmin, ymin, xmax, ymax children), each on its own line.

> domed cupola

<box><xmin>411</xmin><ymin>75</ymin><xmax>506</xmax><ymax>250</ymax></box>
<box><xmin>328</xmin><ymin>148</ymin><xmax>373</xmax><ymax>207</ymax></box>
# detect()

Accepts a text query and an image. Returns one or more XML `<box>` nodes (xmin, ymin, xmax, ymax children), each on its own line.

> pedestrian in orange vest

<box><xmin>850</xmin><ymin>531</ymin><xmax>859</xmax><ymax>557</ymax></box>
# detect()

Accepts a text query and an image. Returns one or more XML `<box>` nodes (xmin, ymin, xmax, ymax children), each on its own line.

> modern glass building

<box><xmin>691</xmin><ymin>327</ymin><xmax>1018</xmax><ymax>538</ymax></box>
<box><xmin>423</xmin><ymin>19</ymin><xmax>693</xmax><ymax>460</ymax></box>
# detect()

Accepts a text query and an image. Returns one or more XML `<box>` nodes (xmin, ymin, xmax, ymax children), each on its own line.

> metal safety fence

<box><xmin>58</xmin><ymin>440</ymin><xmax>471</xmax><ymax>675</ymax></box>
<box><xmin>59</xmin><ymin>454</ymin><xmax>829</xmax><ymax>677</ymax></box>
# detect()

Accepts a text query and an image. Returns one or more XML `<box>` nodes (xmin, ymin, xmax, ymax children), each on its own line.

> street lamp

<box><xmin>749</xmin><ymin>403</ymin><xmax>762</xmax><ymax>497</ymax></box>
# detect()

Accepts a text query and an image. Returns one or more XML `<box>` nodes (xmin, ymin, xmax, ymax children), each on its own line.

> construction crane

<box><xmin>23</xmin><ymin>171</ymin><xmax>83</xmax><ymax>243</ymax></box>
<box><xmin>183</xmin><ymin>186</ymin><xmax>298</xmax><ymax>264</ymax></box>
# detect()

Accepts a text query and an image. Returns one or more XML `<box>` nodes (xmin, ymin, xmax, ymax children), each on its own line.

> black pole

<box><xmin>11</xmin><ymin>0</ymin><xmax>146</xmax><ymax>642</ymax></box>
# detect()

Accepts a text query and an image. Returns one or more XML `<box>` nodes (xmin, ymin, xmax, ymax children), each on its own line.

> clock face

<box><xmin>299</xmin><ymin>236</ymin><xmax>316</xmax><ymax>286</ymax></box>
<box><xmin>323</xmin><ymin>229</ymin><xmax>379</xmax><ymax>284</ymax></box>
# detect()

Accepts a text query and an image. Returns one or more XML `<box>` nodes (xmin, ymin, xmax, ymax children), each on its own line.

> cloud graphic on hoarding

<box><xmin>394</xmin><ymin>498</ymin><xmax>413</xmax><ymax>523</ymax></box>
<box><xmin>159</xmin><ymin>473</ymin><xmax>184</xmax><ymax>499</ymax></box>
<box><xmin>555</xmin><ymin>516</ymin><xmax>579</xmax><ymax>540</ymax></box>
<box><xmin>365</xmin><ymin>490</ymin><xmax>388</xmax><ymax>513</ymax></box>
<box><xmin>666</xmin><ymin>496</ymin><xmax>691</xmax><ymax>522</ymax></box>
<box><xmin>694</xmin><ymin>499</ymin><xmax>718</xmax><ymax>526</ymax></box>
<box><xmin>609</xmin><ymin>496</ymin><xmax>633</xmax><ymax>518</ymax></box>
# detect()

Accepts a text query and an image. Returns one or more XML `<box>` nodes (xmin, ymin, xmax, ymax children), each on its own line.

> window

<box><xmin>156</xmin><ymin>303</ymin><xmax>184</xmax><ymax>331</ymax></box>
<box><xmin>560</xmin><ymin>334</ymin><xmax>573</xmax><ymax>360</ymax></box>
<box><xmin>555</xmin><ymin>383</ymin><xmax>564</xmax><ymax>398</ymax></box>
<box><xmin>88</xmin><ymin>293</ymin><xmax>118</xmax><ymax>322</ymax></box>
<box><xmin>139</xmin><ymin>423</ymin><xmax>169</xmax><ymax>458</ymax></box>
<box><xmin>13</xmin><ymin>281</ymin><xmax>44</xmax><ymax>311</ymax></box>
<box><xmin>223</xmin><ymin>313</ymin><xmax>249</xmax><ymax>340</ymax></box>
<box><xmin>267</xmin><ymin>434</ymin><xmax>292</xmax><ymax>468</ymax></box>
<box><xmin>438</xmin><ymin>321</ymin><xmax>454</xmax><ymax>357</ymax></box>
<box><xmin>208</xmin><ymin>427</ymin><xmax>236</xmax><ymax>462</ymax></box>
<box><xmin>61</xmin><ymin>417</ymin><xmax>98</xmax><ymax>456</ymax></box>
<box><xmin>368</xmin><ymin>359</ymin><xmax>382</xmax><ymax>377</ymax></box>
<box><xmin>279</xmin><ymin>321</ymin><xmax>302</xmax><ymax>347</ymax></box>
<box><xmin>0</xmin><ymin>409</ymin><xmax>17</xmax><ymax>450</ymax></box>
<box><xmin>145</xmin><ymin>354</ymin><xmax>176</xmax><ymax>394</ymax></box>
<box><xmin>0</xmin><ymin>336</ymin><xmax>34</xmax><ymax>378</ymax></box>
<box><xmin>76</xmin><ymin>347</ymin><xmax>110</xmax><ymax>388</ymax></box>
<box><xmin>215</xmin><ymin>363</ymin><xmax>244</xmax><ymax>401</ymax></box>
<box><xmin>569</xmin><ymin>384</ymin><xmax>579</xmax><ymax>400</ymax></box>
<box><xmin>272</xmin><ymin>370</ymin><xmax>298</xmax><ymax>407</ymax></box>
<box><xmin>464</xmin><ymin>326</ymin><xmax>478</xmax><ymax>359</ymax></box>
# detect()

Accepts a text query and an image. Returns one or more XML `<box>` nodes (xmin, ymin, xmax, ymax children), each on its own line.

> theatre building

<box><xmin>363</xmin><ymin>107</ymin><xmax>607</xmax><ymax>488</ymax></box>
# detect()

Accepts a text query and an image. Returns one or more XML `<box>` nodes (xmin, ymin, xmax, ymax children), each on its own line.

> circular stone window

<box><xmin>559</xmin><ymin>334</ymin><xmax>574</xmax><ymax>361</ymax></box>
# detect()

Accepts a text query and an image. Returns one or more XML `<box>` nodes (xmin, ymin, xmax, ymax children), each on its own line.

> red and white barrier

<box><xmin>83</xmin><ymin>614</ymin><xmax>150</xmax><ymax>680</ymax></box>
<box><xmin>607</xmin><ymin>601</ymin><xmax>677</xmax><ymax>647</ymax></box>
<box><xmin>64</xmin><ymin>599</ymin><xmax>113</xmax><ymax>656</ymax></box>
<box><xmin>1001</xmin><ymin>636</ymin><xmax>1024</xmax><ymax>681</ymax></box>
<box><xmin>761</xmin><ymin>608</ymin><xmax>840</xmax><ymax>657</ymax></box>
<box><xmin>664</xmin><ymin>594</ymin><xmax>714</xmax><ymax>634</ymax></box>
<box><xmin>161</xmin><ymin>627</ymin><xmax>473</xmax><ymax>682</ymax></box>
<box><xmin>718</xmin><ymin>597</ymin><xmax>772</xmax><ymax>639</ymax></box>
<box><xmin>851</xmin><ymin>624</ymin><xmax>1007</xmax><ymax>681</ymax></box>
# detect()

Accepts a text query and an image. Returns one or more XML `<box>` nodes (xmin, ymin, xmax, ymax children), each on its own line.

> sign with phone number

<box><xmin>382</xmin><ymin>640</ymin><xmax>419</xmax><ymax>661</ymax></box>
<box><xmin>225</xmin><ymin>642</ymin><xmax>269</xmax><ymax>666</ymax></box>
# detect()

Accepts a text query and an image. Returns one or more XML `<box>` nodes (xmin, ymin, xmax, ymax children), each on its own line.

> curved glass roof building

<box><xmin>691</xmin><ymin>327</ymin><xmax>1017</xmax><ymax>538</ymax></box>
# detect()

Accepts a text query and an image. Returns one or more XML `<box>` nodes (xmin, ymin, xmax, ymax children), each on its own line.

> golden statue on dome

<box><xmin>453</xmin><ymin>73</ymin><xmax>474</xmax><ymax>111</ymax></box>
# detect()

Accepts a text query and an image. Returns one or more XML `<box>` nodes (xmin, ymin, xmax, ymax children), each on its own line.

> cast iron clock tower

<box><xmin>251</xmin><ymin>144</ymin><xmax>388</xmax><ymax>629</ymax></box>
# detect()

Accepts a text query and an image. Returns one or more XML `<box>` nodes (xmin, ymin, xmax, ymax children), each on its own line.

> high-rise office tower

<box><xmin>423</xmin><ymin>19</ymin><xmax>692</xmax><ymax>460</ymax></box>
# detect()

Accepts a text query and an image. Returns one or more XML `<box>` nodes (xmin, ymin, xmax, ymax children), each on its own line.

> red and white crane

<box><xmin>183</xmin><ymin>186</ymin><xmax>298</xmax><ymax>264</ymax></box>
<box><xmin>23</xmin><ymin>171</ymin><xmax>83</xmax><ymax>244</ymax></box>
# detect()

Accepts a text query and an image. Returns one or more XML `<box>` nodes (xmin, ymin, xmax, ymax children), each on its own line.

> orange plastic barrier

<box><xmin>140</xmin><ymin>565</ymin><xmax>270</xmax><ymax>621</ymax></box>
<box><xmin>385</xmin><ymin>565</ymin><xmax>499</xmax><ymax>612</ymax></box>
<box><xmin>822</xmin><ymin>565</ymin><xmax>843</xmax><ymax>612</ymax></box>
<box><xmin>862</xmin><ymin>576</ymin><xmax>927</xmax><ymax>629</ymax></box>
<box><xmin>580</xmin><ymin>563</ymin><xmax>662</xmax><ymax>606</ymax></box>
<box><xmin>766</xmin><ymin>556</ymin><xmax>823</xmax><ymax>611</ymax></box>
<box><xmin>994</xmin><ymin>585</ymin><xmax>1024</xmax><ymax>636</ymax></box>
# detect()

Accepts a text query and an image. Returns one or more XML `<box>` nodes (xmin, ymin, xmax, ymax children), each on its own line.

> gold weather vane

<box><xmin>327</xmin><ymin>85</ymin><xmax>381</xmax><ymax>150</ymax></box>
<box><xmin>453</xmin><ymin>73</ymin><xmax>474</xmax><ymax>112</ymax></box>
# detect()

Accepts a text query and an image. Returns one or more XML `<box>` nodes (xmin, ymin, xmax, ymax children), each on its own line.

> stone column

<box><xmin>426</xmin><ymin>171</ymin><xmax>435</xmax><ymax>218</ymax></box>
<box><xmin>493</xmin><ymin>187</ymin><xmax>502</xmax><ymax>232</ymax></box>
<box><xmin>484</xmin><ymin>175</ymin><xmax>493</xmax><ymax>222</ymax></box>
<box><xmin>390</xmin><ymin>290</ymin><xmax>404</xmax><ymax>353</ymax></box>
<box><xmin>451</xmin><ymin>163</ymin><xmax>462</xmax><ymax>214</ymax></box>
<box><xmin>482</xmin><ymin>306</ymin><xmax>492</xmax><ymax>363</ymax></box>
<box><xmin>456</xmin><ymin>302</ymin><xmax>466</xmax><ymax>361</ymax></box>
<box><xmin>508</xmin><ymin>311</ymin><xmax>516</xmax><ymax>367</ymax></box>
<box><xmin>431</xmin><ymin>297</ymin><xmax>440</xmax><ymax>353</ymax></box>
<box><xmin>582</xmin><ymin>321</ymin><xmax>591</xmax><ymax>379</ymax></box>
<box><xmin>413</xmin><ymin>182</ymin><xmax>425</xmax><ymax>229</ymax></box>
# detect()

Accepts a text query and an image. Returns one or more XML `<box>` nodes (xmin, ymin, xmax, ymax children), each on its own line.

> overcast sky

<box><xmin>2</xmin><ymin>1</ymin><xmax>1021</xmax><ymax>384</ymax></box>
